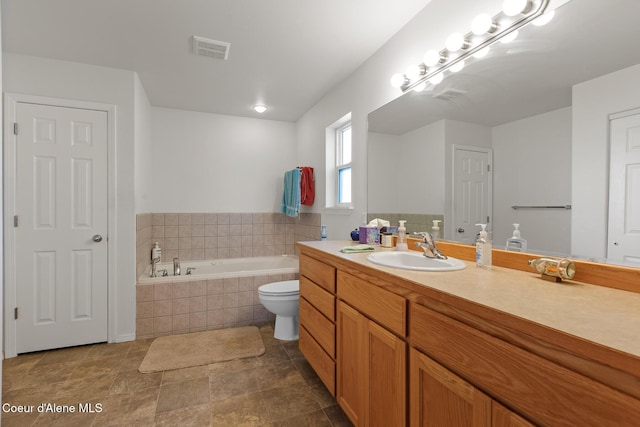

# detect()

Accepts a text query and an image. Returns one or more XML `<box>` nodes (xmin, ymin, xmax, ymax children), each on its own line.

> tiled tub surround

<box><xmin>136</xmin><ymin>212</ymin><xmax>321</xmax><ymax>278</ymax></box>
<box><xmin>136</xmin><ymin>271</ymin><xmax>298</xmax><ymax>339</ymax></box>
<box><xmin>135</xmin><ymin>211</ymin><xmax>318</xmax><ymax>339</ymax></box>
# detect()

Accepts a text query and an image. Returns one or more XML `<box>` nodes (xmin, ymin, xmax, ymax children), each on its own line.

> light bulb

<box><xmin>473</xmin><ymin>46</ymin><xmax>490</xmax><ymax>59</ymax></box>
<box><xmin>450</xmin><ymin>61</ymin><xmax>465</xmax><ymax>73</ymax></box>
<box><xmin>253</xmin><ymin>105</ymin><xmax>267</xmax><ymax>113</ymax></box>
<box><xmin>390</xmin><ymin>73</ymin><xmax>406</xmax><ymax>88</ymax></box>
<box><xmin>424</xmin><ymin>49</ymin><xmax>443</xmax><ymax>67</ymax></box>
<box><xmin>429</xmin><ymin>73</ymin><xmax>444</xmax><ymax>86</ymax></box>
<box><xmin>503</xmin><ymin>0</ymin><xmax>530</xmax><ymax>16</ymax></box>
<box><xmin>406</xmin><ymin>64</ymin><xmax>423</xmax><ymax>80</ymax></box>
<box><xmin>472</xmin><ymin>14</ymin><xmax>496</xmax><ymax>35</ymax></box>
<box><xmin>533</xmin><ymin>10</ymin><xmax>555</xmax><ymax>26</ymax></box>
<box><xmin>413</xmin><ymin>82</ymin><xmax>427</xmax><ymax>92</ymax></box>
<box><xmin>500</xmin><ymin>30</ymin><xmax>519</xmax><ymax>43</ymax></box>
<box><xmin>446</xmin><ymin>32</ymin><xmax>467</xmax><ymax>52</ymax></box>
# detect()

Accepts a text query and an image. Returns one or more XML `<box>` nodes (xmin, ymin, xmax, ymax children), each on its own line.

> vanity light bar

<box><xmin>393</xmin><ymin>0</ymin><xmax>551</xmax><ymax>93</ymax></box>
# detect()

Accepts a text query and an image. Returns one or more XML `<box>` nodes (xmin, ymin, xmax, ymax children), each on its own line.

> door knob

<box><xmin>457</xmin><ymin>228</ymin><xmax>465</xmax><ymax>233</ymax></box>
<box><xmin>92</xmin><ymin>234</ymin><xmax>103</xmax><ymax>243</ymax></box>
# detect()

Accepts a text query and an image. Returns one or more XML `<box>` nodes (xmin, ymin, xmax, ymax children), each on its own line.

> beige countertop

<box><xmin>298</xmin><ymin>240</ymin><xmax>640</xmax><ymax>359</ymax></box>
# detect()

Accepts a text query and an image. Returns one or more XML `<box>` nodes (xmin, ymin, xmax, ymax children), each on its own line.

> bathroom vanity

<box><xmin>297</xmin><ymin>240</ymin><xmax>640</xmax><ymax>426</ymax></box>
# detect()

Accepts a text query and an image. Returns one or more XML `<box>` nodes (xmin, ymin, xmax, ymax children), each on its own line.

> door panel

<box><xmin>15</xmin><ymin>102</ymin><xmax>108</xmax><ymax>353</ymax></box>
<box><xmin>453</xmin><ymin>146</ymin><xmax>492</xmax><ymax>244</ymax></box>
<box><xmin>608</xmin><ymin>112</ymin><xmax>640</xmax><ymax>264</ymax></box>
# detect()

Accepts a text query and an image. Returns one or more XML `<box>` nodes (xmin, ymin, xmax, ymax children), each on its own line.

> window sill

<box><xmin>324</xmin><ymin>206</ymin><xmax>354</xmax><ymax>216</ymax></box>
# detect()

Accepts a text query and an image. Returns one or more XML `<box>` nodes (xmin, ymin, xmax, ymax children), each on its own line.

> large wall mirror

<box><xmin>368</xmin><ymin>0</ymin><xmax>640</xmax><ymax>268</ymax></box>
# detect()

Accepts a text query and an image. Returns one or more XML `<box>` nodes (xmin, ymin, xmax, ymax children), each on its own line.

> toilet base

<box><xmin>274</xmin><ymin>314</ymin><xmax>299</xmax><ymax>341</ymax></box>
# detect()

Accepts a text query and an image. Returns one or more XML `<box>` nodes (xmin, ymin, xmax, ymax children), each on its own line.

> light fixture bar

<box><xmin>399</xmin><ymin>0</ymin><xmax>550</xmax><ymax>93</ymax></box>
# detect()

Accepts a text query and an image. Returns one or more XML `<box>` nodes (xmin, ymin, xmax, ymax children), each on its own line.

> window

<box><xmin>336</xmin><ymin>123</ymin><xmax>352</xmax><ymax>205</ymax></box>
<box><xmin>325</xmin><ymin>113</ymin><xmax>353</xmax><ymax>211</ymax></box>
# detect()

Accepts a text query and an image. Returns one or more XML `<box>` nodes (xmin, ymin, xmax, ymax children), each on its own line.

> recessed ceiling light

<box><xmin>253</xmin><ymin>105</ymin><xmax>267</xmax><ymax>113</ymax></box>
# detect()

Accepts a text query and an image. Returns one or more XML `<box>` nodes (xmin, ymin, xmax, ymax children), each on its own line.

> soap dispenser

<box><xmin>396</xmin><ymin>220</ymin><xmax>408</xmax><ymax>251</ymax></box>
<box><xmin>475</xmin><ymin>224</ymin><xmax>492</xmax><ymax>270</ymax></box>
<box><xmin>431</xmin><ymin>220</ymin><xmax>442</xmax><ymax>241</ymax></box>
<box><xmin>506</xmin><ymin>223</ymin><xmax>527</xmax><ymax>252</ymax></box>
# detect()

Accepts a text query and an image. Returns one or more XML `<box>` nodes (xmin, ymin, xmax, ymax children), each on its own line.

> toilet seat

<box><xmin>258</xmin><ymin>280</ymin><xmax>299</xmax><ymax>296</ymax></box>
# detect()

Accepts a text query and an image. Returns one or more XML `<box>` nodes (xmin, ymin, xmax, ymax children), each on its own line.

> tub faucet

<box><xmin>414</xmin><ymin>232</ymin><xmax>447</xmax><ymax>259</ymax></box>
<box><xmin>173</xmin><ymin>257</ymin><xmax>181</xmax><ymax>276</ymax></box>
<box><xmin>150</xmin><ymin>257</ymin><xmax>161</xmax><ymax>278</ymax></box>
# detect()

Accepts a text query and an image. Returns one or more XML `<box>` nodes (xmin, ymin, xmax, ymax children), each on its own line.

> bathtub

<box><xmin>138</xmin><ymin>254</ymin><xmax>299</xmax><ymax>283</ymax></box>
<box><xmin>136</xmin><ymin>255</ymin><xmax>299</xmax><ymax>339</ymax></box>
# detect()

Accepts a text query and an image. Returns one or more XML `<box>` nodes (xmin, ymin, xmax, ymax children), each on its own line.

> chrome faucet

<box><xmin>173</xmin><ymin>257</ymin><xmax>181</xmax><ymax>276</ymax></box>
<box><xmin>414</xmin><ymin>232</ymin><xmax>448</xmax><ymax>259</ymax></box>
<box><xmin>150</xmin><ymin>257</ymin><xmax>161</xmax><ymax>277</ymax></box>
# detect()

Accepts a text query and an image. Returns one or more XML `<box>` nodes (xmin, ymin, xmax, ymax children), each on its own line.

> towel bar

<box><xmin>511</xmin><ymin>205</ymin><xmax>572</xmax><ymax>210</ymax></box>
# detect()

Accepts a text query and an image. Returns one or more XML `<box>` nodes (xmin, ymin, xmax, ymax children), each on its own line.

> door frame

<box><xmin>3</xmin><ymin>93</ymin><xmax>117</xmax><ymax>357</ymax></box>
<box><xmin>450</xmin><ymin>144</ymin><xmax>493</xmax><ymax>242</ymax></box>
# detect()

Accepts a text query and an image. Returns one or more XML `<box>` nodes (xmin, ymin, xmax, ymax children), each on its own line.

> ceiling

<box><xmin>1</xmin><ymin>0</ymin><xmax>431</xmax><ymax>122</ymax></box>
<box><xmin>369</xmin><ymin>0</ymin><xmax>640</xmax><ymax>134</ymax></box>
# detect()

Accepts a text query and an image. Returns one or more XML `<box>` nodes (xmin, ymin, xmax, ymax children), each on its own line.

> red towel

<box><xmin>299</xmin><ymin>166</ymin><xmax>315</xmax><ymax>206</ymax></box>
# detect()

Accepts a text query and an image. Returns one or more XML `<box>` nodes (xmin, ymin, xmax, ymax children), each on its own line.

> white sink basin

<box><xmin>367</xmin><ymin>251</ymin><xmax>466</xmax><ymax>271</ymax></box>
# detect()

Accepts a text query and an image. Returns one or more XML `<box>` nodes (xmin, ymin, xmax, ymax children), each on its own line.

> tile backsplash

<box><xmin>136</xmin><ymin>211</ymin><xmax>321</xmax><ymax>278</ymax></box>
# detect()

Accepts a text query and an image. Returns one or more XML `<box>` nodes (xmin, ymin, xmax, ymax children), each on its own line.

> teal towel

<box><xmin>281</xmin><ymin>168</ymin><xmax>301</xmax><ymax>217</ymax></box>
<box><xmin>339</xmin><ymin>244</ymin><xmax>376</xmax><ymax>253</ymax></box>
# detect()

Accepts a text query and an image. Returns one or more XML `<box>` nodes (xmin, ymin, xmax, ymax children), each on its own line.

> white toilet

<box><xmin>258</xmin><ymin>280</ymin><xmax>300</xmax><ymax>341</ymax></box>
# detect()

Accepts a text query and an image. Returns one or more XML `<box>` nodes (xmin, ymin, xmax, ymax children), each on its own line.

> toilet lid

<box><xmin>258</xmin><ymin>280</ymin><xmax>299</xmax><ymax>295</ymax></box>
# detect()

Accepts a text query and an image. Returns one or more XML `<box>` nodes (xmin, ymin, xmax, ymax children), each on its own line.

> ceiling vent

<box><xmin>193</xmin><ymin>36</ymin><xmax>230</xmax><ymax>60</ymax></box>
<box><xmin>432</xmin><ymin>87</ymin><xmax>467</xmax><ymax>101</ymax></box>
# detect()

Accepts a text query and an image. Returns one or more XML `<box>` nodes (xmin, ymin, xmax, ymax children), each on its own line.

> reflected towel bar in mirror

<box><xmin>511</xmin><ymin>205</ymin><xmax>572</xmax><ymax>210</ymax></box>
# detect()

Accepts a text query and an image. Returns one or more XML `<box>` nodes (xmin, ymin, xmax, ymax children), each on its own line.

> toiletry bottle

<box><xmin>506</xmin><ymin>223</ymin><xmax>527</xmax><ymax>252</ymax></box>
<box><xmin>396</xmin><ymin>220</ymin><xmax>408</xmax><ymax>251</ymax></box>
<box><xmin>432</xmin><ymin>220</ymin><xmax>442</xmax><ymax>241</ymax></box>
<box><xmin>475</xmin><ymin>224</ymin><xmax>492</xmax><ymax>269</ymax></box>
<box><xmin>321</xmin><ymin>225</ymin><xmax>327</xmax><ymax>241</ymax></box>
<box><xmin>151</xmin><ymin>242</ymin><xmax>162</xmax><ymax>262</ymax></box>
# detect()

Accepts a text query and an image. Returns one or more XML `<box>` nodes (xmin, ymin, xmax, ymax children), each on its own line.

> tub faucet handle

<box><xmin>186</xmin><ymin>267</ymin><xmax>196</xmax><ymax>275</ymax></box>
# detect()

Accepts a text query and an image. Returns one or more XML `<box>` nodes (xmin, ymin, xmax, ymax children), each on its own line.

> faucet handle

<box><xmin>413</xmin><ymin>232</ymin><xmax>433</xmax><ymax>243</ymax></box>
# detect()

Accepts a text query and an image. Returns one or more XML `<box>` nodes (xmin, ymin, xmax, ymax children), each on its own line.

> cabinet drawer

<box><xmin>299</xmin><ymin>325</ymin><xmax>335</xmax><ymax>396</ymax></box>
<box><xmin>337</xmin><ymin>271</ymin><xmax>406</xmax><ymax>337</ymax></box>
<box><xmin>300</xmin><ymin>254</ymin><xmax>336</xmax><ymax>293</ymax></box>
<box><xmin>300</xmin><ymin>276</ymin><xmax>335</xmax><ymax>321</ymax></box>
<box><xmin>410</xmin><ymin>303</ymin><xmax>640</xmax><ymax>427</ymax></box>
<box><xmin>299</xmin><ymin>297</ymin><xmax>336</xmax><ymax>358</ymax></box>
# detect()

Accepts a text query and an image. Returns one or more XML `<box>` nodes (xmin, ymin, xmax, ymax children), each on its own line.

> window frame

<box><xmin>336</xmin><ymin>122</ymin><xmax>352</xmax><ymax>207</ymax></box>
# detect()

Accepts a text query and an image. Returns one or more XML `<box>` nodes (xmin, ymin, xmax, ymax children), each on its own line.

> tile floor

<box><xmin>2</xmin><ymin>323</ymin><xmax>352</xmax><ymax>426</ymax></box>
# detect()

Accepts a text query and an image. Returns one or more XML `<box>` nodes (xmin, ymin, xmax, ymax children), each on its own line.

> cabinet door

<box><xmin>410</xmin><ymin>348</ymin><xmax>491</xmax><ymax>427</ymax></box>
<box><xmin>365</xmin><ymin>320</ymin><xmax>406</xmax><ymax>427</ymax></box>
<box><xmin>492</xmin><ymin>401</ymin><xmax>535</xmax><ymax>427</ymax></box>
<box><xmin>337</xmin><ymin>301</ymin><xmax>365</xmax><ymax>426</ymax></box>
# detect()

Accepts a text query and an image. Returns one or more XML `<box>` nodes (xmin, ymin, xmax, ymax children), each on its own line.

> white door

<box><xmin>452</xmin><ymin>146</ymin><xmax>492</xmax><ymax>244</ymax></box>
<box><xmin>608</xmin><ymin>110</ymin><xmax>640</xmax><ymax>265</ymax></box>
<box><xmin>14</xmin><ymin>102</ymin><xmax>108</xmax><ymax>353</ymax></box>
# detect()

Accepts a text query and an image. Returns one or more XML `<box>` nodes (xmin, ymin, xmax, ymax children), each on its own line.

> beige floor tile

<box><xmin>210</xmin><ymin>391</ymin><xmax>271</xmax><ymax>427</ymax></box>
<box><xmin>1</xmin><ymin>324</ymin><xmax>353</xmax><ymax>426</ymax></box>
<box><xmin>154</xmin><ymin>402</ymin><xmax>213</xmax><ymax>427</ymax></box>
<box><xmin>262</xmin><ymin>385</ymin><xmax>321</xmax><ymax>422</ymax></box>
<box><xmin>156</xmin><ymin>377</ymin><xmax>210</xmax><ymax>413</ymax></box>
<box><xmin>210</xmin><ymin>368</ymin><xmax>259</xmax><ymax>402</ymax></box>
<box><xmin>109</xmin><ymin>369</ymin><xmax>162</xmax><ymax>395</ymax></box>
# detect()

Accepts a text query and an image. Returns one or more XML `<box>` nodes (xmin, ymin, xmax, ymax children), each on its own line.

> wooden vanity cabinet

<box><xmin>298</xmin><ymin>254</ymin><xmax>336</xmax><ymax>395</ymax></box>
<box><xmin>336</xmin><ymin>270</ymin><xmax>407</xmax><ymax>427</ymax></box>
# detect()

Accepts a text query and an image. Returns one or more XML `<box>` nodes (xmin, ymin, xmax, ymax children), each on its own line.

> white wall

<box><xmin>3</xmin><ymin>53</ymin><xmax>137</xmax><ymax>342</ymax></box>
<box><xmin>493</xmin><ymin>107</ymin><xmax>572</xmax><ymax>254</ymax></box>
<box><xmin>151</xmin><ymin>107</ymin><xmax>297</xmax><ymax>213</ymax></box>
<box><xmin>367</xmin><ymin>132</ymin><xmax>401</xmax><ymax>212</ymax></box>
<box><xmin>296</xmin><ymin>0</ymin><xmax>503</xmax><ymax>240</ymax></box>
<box><xmin>134</xmin><ymin>73</ymin><xmax>153</xmax><ymax>213</ymax></box>
<box><xmin>572</xmin><ymin>64</ymin><xmax>640</xmax><ymax>259</ymax></box>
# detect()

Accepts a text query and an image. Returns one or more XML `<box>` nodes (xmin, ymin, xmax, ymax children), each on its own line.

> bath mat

<box><xmin>138</xmin><ymin>326</ymin><xmax>265</xmax><ymax>373</ymax></box>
